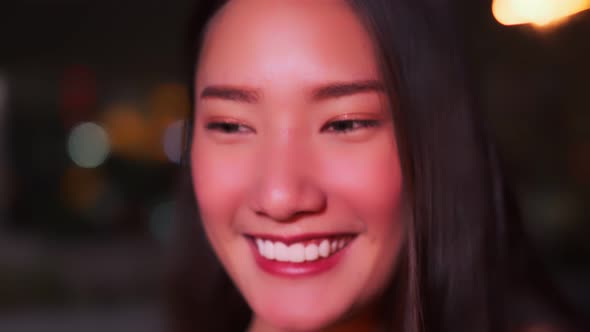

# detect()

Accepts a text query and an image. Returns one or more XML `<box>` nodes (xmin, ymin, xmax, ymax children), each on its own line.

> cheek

<box><xmin>317</xmin><ymin>137</ymin><xmax>404</xmax><ymax>306</ymax></box>
<box><xmin>190</xmin><ymin>138</ymin><xmax>255</xmax><ymax>230</ymax></box>
<box><xmin>320</xmin><ymin>136</ymin><xmax>404</xmax><ymax>264</ymax></box>
<box><xmin>321</xmin><ymin>138</ymin><xmax>403</xmax><ymax>220</ymax></box>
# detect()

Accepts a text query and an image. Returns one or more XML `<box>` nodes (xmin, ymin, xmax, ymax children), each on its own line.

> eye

<box><xmin>206</xmin><ymin>121</ymin><xmax>254</xmax><ymax>134</ymax></box>
<box><xmin>321</xmin><ymin>119</ymin><xmax>381</xmax><ymax>133</ymax></box>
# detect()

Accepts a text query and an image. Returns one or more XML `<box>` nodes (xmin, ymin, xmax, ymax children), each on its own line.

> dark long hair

<box><xmin>169</xmin><ymin>1</ymin><xmax>582</xmax><ymax>331</ymax></box>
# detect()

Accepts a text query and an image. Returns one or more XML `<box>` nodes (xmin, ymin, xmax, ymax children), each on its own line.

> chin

<box><xmin>262</xmin><ymin>311</ymin><xmax>335</xmax><ymax>332</ymax></box>
<box><xmin>252</xmin><ymin>296</ymin><xmax>348</xmax><ymax>332</ymax></box>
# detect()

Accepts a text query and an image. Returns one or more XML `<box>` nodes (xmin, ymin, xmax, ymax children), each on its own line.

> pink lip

<box><xmin>246</xmin><ymin>234</ymin><xmax>355</xmax><ymax>278</ymax></box>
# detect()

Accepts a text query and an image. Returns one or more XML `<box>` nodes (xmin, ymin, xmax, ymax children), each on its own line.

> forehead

<box><xmin>197</xmin><ymin>0</ymin><xmax>380</xmax><ymax>88</ymax></box>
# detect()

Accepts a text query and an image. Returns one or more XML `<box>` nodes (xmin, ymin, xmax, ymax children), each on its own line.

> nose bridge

<box><xmin>250</xmin><ymin>126</ymin><xmax>324</xmax><ymax>221</ymax></box>
<box><xmin>268</xmin><ymin>126</ymin><xmax>303</xmax><ymax>176</ymax></box>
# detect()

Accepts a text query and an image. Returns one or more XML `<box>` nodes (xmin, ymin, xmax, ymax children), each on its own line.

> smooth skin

<box><xmin>191</xmin><ymin>1</ymin><xmax>406</xmax><ymax>331</ymax></box>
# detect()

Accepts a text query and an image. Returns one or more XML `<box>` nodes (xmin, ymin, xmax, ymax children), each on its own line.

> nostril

<box><xmin>250</xmin><ymin>184</ymin><xmax>327</xmax><ymax>222</ymax></box>
<box><xmin>252</xmin><ymin>204</ymin><xmax>306</xmax><ymax>223</ymax></box>
<box><xmin>248</xmin><ymin>157</ymin><xmax>327</xmax><ymax>222</ymax></box>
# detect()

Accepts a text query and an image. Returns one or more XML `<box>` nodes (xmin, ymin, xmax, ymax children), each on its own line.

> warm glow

<box><xmin>61</xmin><ymin>166</ymin><xmax>105</xmax><ymax>212</ymax></box>
<box><xmin>100</xmin><ymin>93</ymin><xmax>187</xmax><ymax>162</ymax></box>
<box><xmin>493</xmin><ymin>0</ymin><xmax>590</xmax><ymax>26</ymax></box>
<box><xmin>100</xmin><ymin>102</ymin><xmax>147</xmax><ymax>159</ymax></box>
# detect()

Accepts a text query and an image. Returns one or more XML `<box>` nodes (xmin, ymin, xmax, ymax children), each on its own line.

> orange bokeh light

<box><xmin>493</xmin><ymin>0</ymin><xmax>590</xmax><ymax>26</ymax></box>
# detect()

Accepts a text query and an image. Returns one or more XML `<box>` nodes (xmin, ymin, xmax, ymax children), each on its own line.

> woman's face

<box><xmin>191</xmin><ymin>0</ymin><xmax>405</xmax><ymax>330</ymax></box>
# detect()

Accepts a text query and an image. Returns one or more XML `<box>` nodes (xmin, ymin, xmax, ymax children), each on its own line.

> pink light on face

<box><xmin>190</xmin><ymin>1</ymin><xmax>406</xmax><ymax>331</ymax></box>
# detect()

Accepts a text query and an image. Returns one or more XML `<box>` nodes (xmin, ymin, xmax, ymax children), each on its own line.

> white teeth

<box><xmin>304</xmin><ymin>243</ymin><xmax>319</xmax><ymax>261</ymax></box>
<box><xmin>256</xmin><ymin>239</ymin><xmax>264</xmax><ymax>255</ymax></box>
<box><xmin>254</xmin><ymin>237</ymin><xmax>352</xmax><ymax>262</ymax></box>
<box><xmin>264</xmin><ymin>240</ymin><xmax>275</xmax><ymax>260</ymax></box>
<box><xmin>274</xmin><ymin>242</ymin><xmax>289</xmax><ymax>261</ymax></box>
<box><xmin>288</xmin><ymin>243</ymin><xmax>305</xmax><ymax>263</ymax></box>
<box><xmin>319</xmin><ymin>240</ymin><xmax>330</xmax><ymax>258</ymax></box>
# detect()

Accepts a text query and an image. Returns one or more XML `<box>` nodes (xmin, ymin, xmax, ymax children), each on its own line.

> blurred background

<box><xmin>0</xmin><ymin>0</ymin><xmax>588</xmax><ymax>331</ymax></box>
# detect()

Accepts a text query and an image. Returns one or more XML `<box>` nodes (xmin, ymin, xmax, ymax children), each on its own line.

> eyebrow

<box><xmin>199</xmin><ymin>80</ymin><xmax>384</xmax><ymax>104</ymax></box>
<box><xmin>200</xmin><ymin>86</ymin><xmax>261</xmax><ymax>103</ymax></box>
<box><xmin>312</xmin><ymin>80</ymin><xmax>385</xmax><ymax>101</ymax></box>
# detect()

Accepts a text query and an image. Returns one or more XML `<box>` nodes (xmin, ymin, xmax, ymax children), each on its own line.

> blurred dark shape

<box><xmin>59</xmin><ymin>64</ymin><xmax>97</xmax><ymax>129</ymax></box>
<box><xmin>0</xmin><ymin>1</ymin><xmax>195</xmax><ymax>330</ymax></box>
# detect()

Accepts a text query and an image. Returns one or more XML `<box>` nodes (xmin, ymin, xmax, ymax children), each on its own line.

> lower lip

<box><xmin>247</xmin><ymin>238</ymin><xmax>354</xmax><ymax>278</ymax></box>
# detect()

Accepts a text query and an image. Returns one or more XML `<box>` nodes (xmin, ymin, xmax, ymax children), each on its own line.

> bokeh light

<box><xmin>61</xmin><ymin>166</ymin><xmax>106</xmax><ymax>213</ymax></box>
<box><xmin>147</xmin><ymin>83</ymin><xmax>189</xmax><ymax>119</ymax></box>
<box><xmin>492</xmin><ymin>0</ymin><xmax>590</xmax><ymax>26</ymax></box>
<box><xmin>100</xmin><ymin>85</ymin><xmax>189</xmax><ymax>163</ymax></box>
<box><xmin>162</xmin><ymin>120</ymin><xmax>185</xmax><ymax>164</ymax></box>
<box><xmin>67</xmin><ymin>122</ymin><xmax>110</xmax><ymax>168</ymax></box>
<box><xmin>146</xmin><ymin>83</ymin><xmax>190</xmax><ymax>163</ymax></box>
<box><xmin>59</xmin><ymin>64</ymin><xmax>97</xmax><ymax>128</ymax></box>
<box><xmin>100</xmin><ymin>102</ymin><xmax>148</xmax><ymax>160</ymax></box>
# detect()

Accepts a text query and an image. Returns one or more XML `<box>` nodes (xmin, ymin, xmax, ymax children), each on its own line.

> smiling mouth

<box><xmin>249</xmin><ymin>234</ymin><xmax>355</xmax><ymax>263</ymax></box>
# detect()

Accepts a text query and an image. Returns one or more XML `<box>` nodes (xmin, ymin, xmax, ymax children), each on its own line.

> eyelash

<box><xmin>320</xmin><ymin>119</ymin><xmax>380</xmax><ymax>133</ymax></box>
<box><xmin>206</xmin><ymin>121</ymin><xmax>254</xmax><ymax>134</ymax></box>
<box><xmin>205</xmin><ymin>119</ymin><xmax>381</xmax><ymax>134</ymax></box>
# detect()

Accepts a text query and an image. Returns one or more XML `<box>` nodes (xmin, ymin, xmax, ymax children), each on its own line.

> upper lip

<box><xmin>245</xmin><ymin>232</ymin><xmax>357</xmax><ymax>245</ymax></box>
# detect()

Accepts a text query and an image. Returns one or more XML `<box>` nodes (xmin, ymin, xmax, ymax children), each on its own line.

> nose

<box><xmin>248</xmin><ymin>138</ymin><xmax>326</xmax><ymax>222</ymax></box>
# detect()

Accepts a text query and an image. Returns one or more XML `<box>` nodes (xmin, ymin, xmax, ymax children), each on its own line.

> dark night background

<box><xmin>0</xmin><ymin>1</ymin><xmax>588</xmax><ymax>331</ymax></box>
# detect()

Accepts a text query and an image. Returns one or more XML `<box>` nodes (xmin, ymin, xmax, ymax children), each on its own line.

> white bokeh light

<box><xmin>163</xmin><ymin>119</ymin><xmax>185</xmax><ymax>164</ymax></box>
<box><xmin>67</xmin><ymin>122</ymin><xmax>110</xmax><ymax>168</ymax></box>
